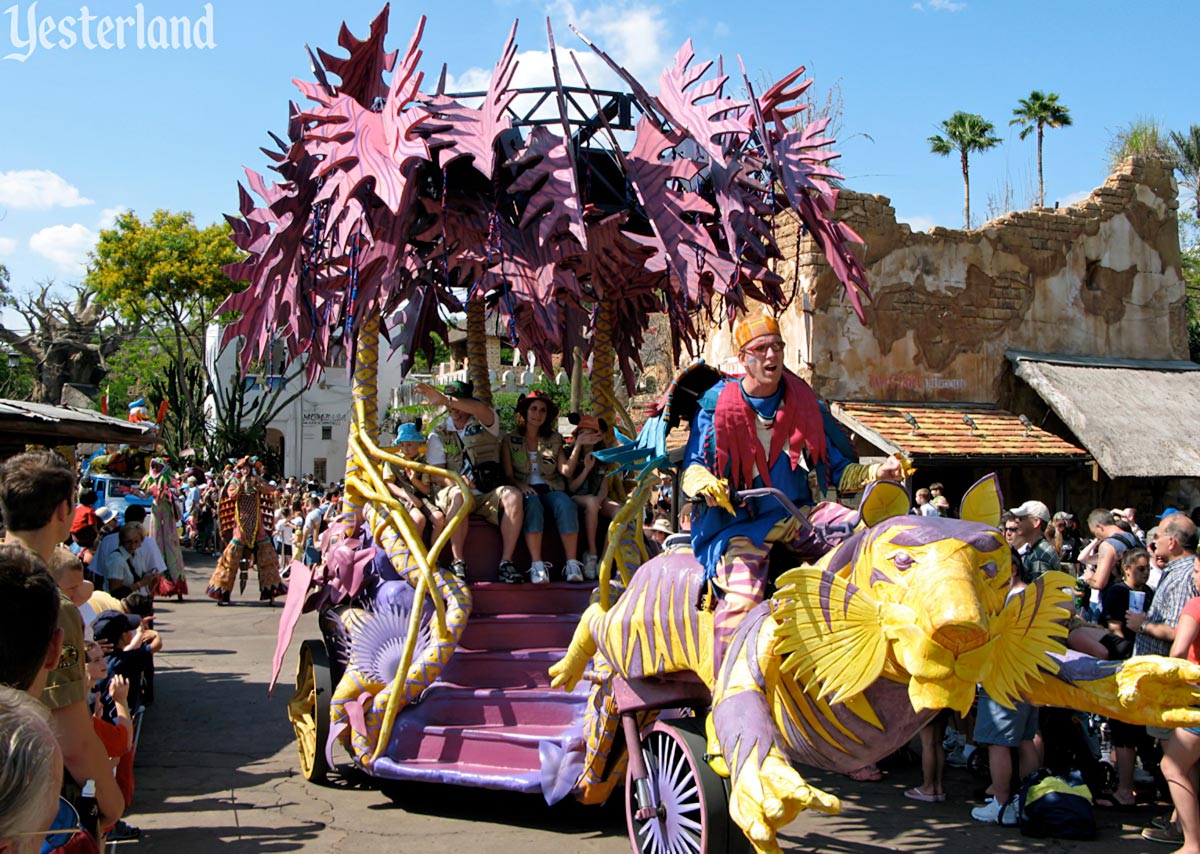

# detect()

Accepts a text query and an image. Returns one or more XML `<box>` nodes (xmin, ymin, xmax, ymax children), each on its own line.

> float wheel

<box><xmin>288</xmin><ymin>639</ymin><xmax>332</xmax><ymax>783</ymax></box>
<box><xmin>625</xmin><ymin>718</ymin><xmax>749</xmax><ymax>854</ymax></box>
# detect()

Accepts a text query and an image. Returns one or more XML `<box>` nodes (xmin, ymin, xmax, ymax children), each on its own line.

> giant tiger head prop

<box><xmin>772</xmin><ymin>475</ymin><xmax>1072</xmax><ymax>715</ymax></box>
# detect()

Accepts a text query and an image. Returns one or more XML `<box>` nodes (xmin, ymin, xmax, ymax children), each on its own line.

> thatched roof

<box><xmin>1009</xmin><ymin>352</ymin><xmax>1200</xmax><ymax>478</ymax></box>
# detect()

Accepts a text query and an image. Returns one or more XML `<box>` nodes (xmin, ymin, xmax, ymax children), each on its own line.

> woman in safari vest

<box><xmin>502</xmin><ymin>390</ymin><xmax>586</xmax><ymax>584</ymax></box>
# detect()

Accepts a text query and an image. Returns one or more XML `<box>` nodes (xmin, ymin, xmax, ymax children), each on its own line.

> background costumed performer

<box><xmin>140</xmin><ymin>457</ymin><xmax>188</xmax><ymax>599</ymax></box>
<box><xmin>206</xmin><ymin>457</ymin><xmax>286</xmax><ymax>604</ymax></box>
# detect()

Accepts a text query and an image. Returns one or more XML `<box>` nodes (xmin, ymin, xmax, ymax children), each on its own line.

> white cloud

<box><xmin>1055</xmin><ymin>190</ymin><xmax>1090</xmax><ymax>208</ymax></box>
<box><xmin>0</xmin><ymin>170</ymin><xmax>93</xmax><ymax>210</ymax></box>
<box><xmin>97</xmin><ymin>206</ymin><xmax>129</xmax><ymax>229</ymax></box>
<box><xmin>28</xmin><ymin>224</ymin><xmax>96</xmax><ymax>273</ymax></box>
<box><xmin>912</xmin><ymin>0</ymin><xmax>966</xmax><ymax>9</ymax></box>
<box><xmin>713</xmin><ymin>21</ymin><xmax>730</xmax><ymax>38</ymax></box>
<box><xmin>899</xmin><ymin>214</ymin><xmax>938</xmax><ymax>233</ymax></box>
<box><xmin>444</xmin><ymin>1</ymin><xmax>673</xmax><ymax>104</ymax></box>
<box><xmin>0</xmin><ymin>237</ymin><xmax>16</xmax><ymax>255</ymax></box>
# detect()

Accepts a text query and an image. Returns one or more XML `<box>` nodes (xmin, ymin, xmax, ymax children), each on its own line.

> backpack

<box><xmin>1018</xmin><ymin>768</ymin><xmax>1096</xmax><ymax>840</ymax></box>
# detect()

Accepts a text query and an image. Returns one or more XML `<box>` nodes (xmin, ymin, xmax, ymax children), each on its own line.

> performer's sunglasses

<box><xmin>743</xmin><ymin>339</ymin><xmax>785</xmax><ymax>357</ymax></box>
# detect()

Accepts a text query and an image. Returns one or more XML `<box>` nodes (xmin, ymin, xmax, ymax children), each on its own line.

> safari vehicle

<box><xmin>234</xmin><ymin>7</ymin><xmax>888</xmax><ymax>853</ymax></box>
<box><xmin>85</xmin><ymin>453</ymin><xmax>154</xmax><ymax>523</ymax></box>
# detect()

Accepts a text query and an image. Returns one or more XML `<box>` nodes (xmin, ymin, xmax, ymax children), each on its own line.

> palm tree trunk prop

<box><xmin>344</xmin><ymin>315</ymin><xmax>380</xmax><ymax>518</ymax></box>
<box><xmin>589</xmin><ymin>297</ymin><xmax>627</xmax><ymax>502</ymax></box>
<box><xmin>465</xmin><ymin>294</ymin><xmax>492</xmax><ymax>404</ymax></box>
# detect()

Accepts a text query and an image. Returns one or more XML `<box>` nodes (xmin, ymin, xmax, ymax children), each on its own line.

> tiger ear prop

<box><xmin>858</xmin><ymin>480</ymin><xmax>911</xmax><ymax>528</ymax></box>
<box><xmin>959</xmin><ymin>474</ymin><xmax>1003</xmax><ymax>527</ymax></box>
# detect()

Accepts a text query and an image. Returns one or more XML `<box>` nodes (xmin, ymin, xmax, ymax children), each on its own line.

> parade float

<box><xmin>222</xmin><ymin>7</ymin><xmax>1200</xmax><ymax>853</ymax></box>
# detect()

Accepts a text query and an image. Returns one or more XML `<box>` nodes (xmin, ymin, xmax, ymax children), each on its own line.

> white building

<box><xmin>205</xmin><ymin>326</ymin><xmax>408</xmax><ymax>483</ymax></box>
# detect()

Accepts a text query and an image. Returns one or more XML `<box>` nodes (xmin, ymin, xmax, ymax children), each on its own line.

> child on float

<box><xmin>384</xmin><ymin>422</ymin><xmax>445</xmax><ymax>545</ymax></box>
<box><xmin>564</xmin><ymin>413</ymin><xmax>618</xmax><ymax>580</ymax></box>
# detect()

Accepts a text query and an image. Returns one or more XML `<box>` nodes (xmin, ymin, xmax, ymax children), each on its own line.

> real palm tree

<box><xmin>1171</xmin><ymin>124</ymin><xmax>1200</xmax><ymax>217</ymax></box>
<box><xmin>1010</xmin><ymin>91</ymin><xmax>1073</xmax><ymax>208</ymax></box>
<box><xmin>929</xmin><ymin>112</ymin><xmax>1003</xmax><ymax>229</ymax></box>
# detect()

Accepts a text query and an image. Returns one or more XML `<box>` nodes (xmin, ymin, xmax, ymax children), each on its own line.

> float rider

<box><xmin>681</xmin><ymin>314</ymin><xmax>906</xmax><ymax>671</ymax></box>
<box><xmin>417</xmin><ymin>380</ymin><xmax>525</xmax><ymax>584</ymax></box>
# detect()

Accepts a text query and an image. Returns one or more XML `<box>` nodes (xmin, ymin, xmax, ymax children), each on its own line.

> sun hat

<box><xmin>395</xmin><ymin>422</ymin><xmax>425</xmax><ymax>444</ymax></box>
<box><xmin>515</xmin><ymin>390</ymin><xmax>560</xmax><ymax>422</ymax></box>
<box><xmin>650</xmin><ymin>518</ymin><xmax>674</xmax><ymax>535</ymax></box>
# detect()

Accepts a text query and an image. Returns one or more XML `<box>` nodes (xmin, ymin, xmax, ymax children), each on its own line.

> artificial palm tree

<box><xmin>1010</xmin><ymin>90</ymin><xmax>1073</xmax><ymax>208</ymax></box>
<box><xmin>929</xmin><ymin>112</ymin><xmax>1003</xmax><ymax>229</ymax></box>
<box><xmin>1171</xmin><ymin>124</ymin><xmax>1200</xmax><ymax>217</ymax></box>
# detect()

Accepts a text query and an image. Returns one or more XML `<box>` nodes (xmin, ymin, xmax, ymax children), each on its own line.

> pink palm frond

<box><xmin>316</xmin><ymin>4</ymin><xmax>398</xmax><ymax>106</ymax></box>
<box><xmin>420</xmin><ymin>21</ymin><xmax>519</xmax><ymax>176</ymax></box>
<box><xmin>509</xmin><ymin>126</ymin><xmax>587</xmax><ymax>249</ymax></box>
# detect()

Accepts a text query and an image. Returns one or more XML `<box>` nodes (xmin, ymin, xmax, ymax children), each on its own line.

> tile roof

<box><xmin>831</xmin><ymin>402</ymin><xmax>1089</xmax><ymax>460</ymax></box>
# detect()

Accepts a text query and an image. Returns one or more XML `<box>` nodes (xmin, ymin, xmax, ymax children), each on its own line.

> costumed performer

<box><xmin>140</xmin><ymin>458</ymin><xmax>188</xmax><ymax>600</ymax></box>
<box><xmin>682</xmin><ymin>314</ymin><xmax>906</xmax><ymax>670</ymax></box>
<box><xmin>206</xmin><ymin>457</ymin><xmax>286</xmax><ymax>605</ymax></box>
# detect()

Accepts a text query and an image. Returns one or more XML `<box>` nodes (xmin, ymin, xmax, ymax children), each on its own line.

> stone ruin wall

<box><xmin>704</xmin><ymin>156</ymin><xmax>1185</xmax><ymax>406</ymax></box>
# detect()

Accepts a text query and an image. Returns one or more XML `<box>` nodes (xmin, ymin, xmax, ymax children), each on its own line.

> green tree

<box><xmin>1107</xmin><ymin>116</ymin><xmax>1172</xmax><ymax>169</ymax></box>
<box><xmin>929</xmin><ymin>112</ymin><xmax>1003</xmax><ymax>229</ymax></box>
<box><xmin>101</xmin><ymin>333</ymin><xmax>173</xmax><ymax>412</ymax></box>
<box><xmin>1010</xmin><ymin>91</ymin><xmax>1072</xmax><ymax>208</ymax></box>
<box><xmin>1171</xmin><ymin>124</ymin><xmax>1200</xmax><ymax>218</ymax></box>
<box><xmin>86</xmin><ymin>210</ymin><xmax>243</xmax><ymax>455</ymax></box>
<box><xmin>1181</xmin><ymin>214</ymin><xmax>1200</xmax><ymax>363</ymax></box>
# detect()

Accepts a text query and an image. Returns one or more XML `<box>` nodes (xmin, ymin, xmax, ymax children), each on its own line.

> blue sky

<box><xmin>0</xmin><ymin>0</ymin><xmax>1195</xmax><ymax>329</ymax></box>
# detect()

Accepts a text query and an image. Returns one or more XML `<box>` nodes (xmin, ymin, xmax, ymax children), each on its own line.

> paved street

<box><xmin>131</xmin><ymin>549</ymin><xmax>1177</xmax><ymax>852</ymax></box>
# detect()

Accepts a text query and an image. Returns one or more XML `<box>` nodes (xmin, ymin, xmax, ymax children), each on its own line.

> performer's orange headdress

<box><xmin>733</xmin><ymin>314</ymin><xmax>780</xmax><ymax>350</ymax></box>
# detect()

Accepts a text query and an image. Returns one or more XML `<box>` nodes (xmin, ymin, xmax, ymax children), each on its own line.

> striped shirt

<box><xmin>1134</xmin><ymin>554</ymin><xmax>1198</xmax><ymax>657</ymax></box>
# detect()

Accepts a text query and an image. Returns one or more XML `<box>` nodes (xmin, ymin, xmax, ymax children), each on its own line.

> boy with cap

<box><xmin>93</xmin><ymin>611</ymin><xmax>161</xmax><ymax>714</ymax></box>
<box><xmin>385</xmin><ymin>422</ymin><xmax>446</xmax><ymax>549</ymax></box>
<box><xmin>1008</xmin><ymin>499</ymin><xmax>1061</xmax><ymax>583</ymax></box>
<box><xmin>416</xmin><ymin>380</ymin><xmax>525</xmax><ymax>584</ymax></box>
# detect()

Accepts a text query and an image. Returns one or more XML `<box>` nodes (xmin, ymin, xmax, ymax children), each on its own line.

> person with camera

<box><xmin>417</xmin><ymin>380</ymin><xmax>524</xmax><ymax>584</ymax></box>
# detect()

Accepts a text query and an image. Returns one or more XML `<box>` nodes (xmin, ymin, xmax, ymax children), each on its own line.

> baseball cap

<box><xmin>1160</xmin><ymin>507</ymin><xmax>1182</xmax><ymax>519</ymax></box>
<box><xmin>443</xmin><ymin>380</ymin><xmax>475</xmax><ymax>399</ymax></box>
<box><xmin>93</xmin><ymin>610</ymin><xmax>141</xmax><ymax>645</ymax></box>
<box><xmin>1009</xmin><ymin>500</ymin><xmax>1051</xmax><ymax>523</ymax></box>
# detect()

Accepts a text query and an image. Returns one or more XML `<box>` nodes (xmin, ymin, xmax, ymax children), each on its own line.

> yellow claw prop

<box><xmin>729</xmin><ymin>748</ymin><xmax>840</xmax><ymax>854</ymax></box>
<box><xmin>1117</xmin><ymin>657</ymin><xmax>1200</xmax><ymax>726</ymax></box>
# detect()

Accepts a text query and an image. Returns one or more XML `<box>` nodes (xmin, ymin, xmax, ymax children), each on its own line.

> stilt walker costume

<box><xmin>141</xmin><ymin>457</ymin><xmax>189</xmax><ymax>598</ymax></box>
<box><xmin>206</xmin><ymin>457</ymin><xmax>286</xmax><ymax>603</ymax></box>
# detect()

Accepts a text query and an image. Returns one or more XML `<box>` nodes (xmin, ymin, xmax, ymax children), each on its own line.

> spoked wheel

<box><xmin>625</xmin><ymin>718</ymin><xmax>749</xmax><ymax>854</ymax></box>
<box><xmin>288</xmin><ymin>639</ymin><xmax>332</xmax><ymax>783</ymax></box>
